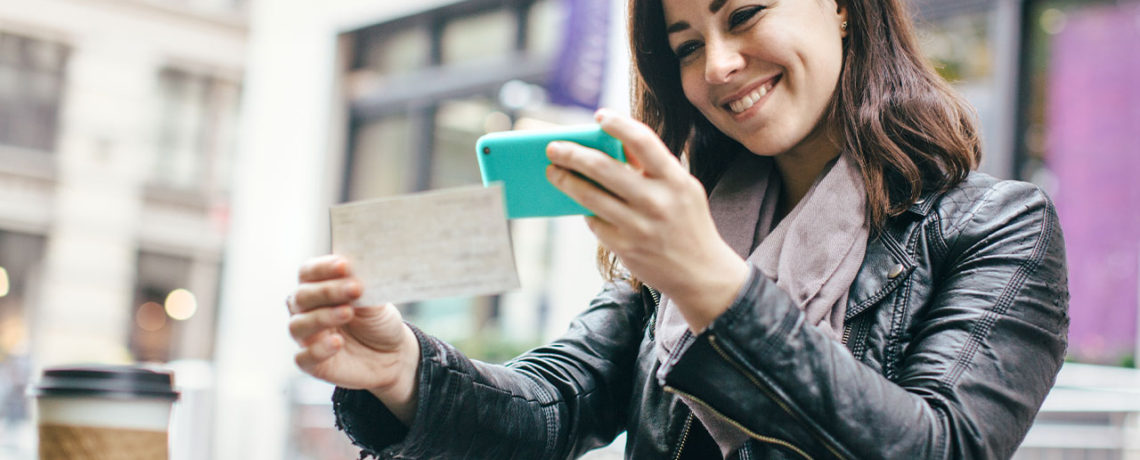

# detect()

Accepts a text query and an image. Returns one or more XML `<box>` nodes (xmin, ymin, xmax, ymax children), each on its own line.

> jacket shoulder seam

<box><xmin>938</xmin><ymin>184</ymin><xmax>1055</xmax><ymax>390</ymax></box>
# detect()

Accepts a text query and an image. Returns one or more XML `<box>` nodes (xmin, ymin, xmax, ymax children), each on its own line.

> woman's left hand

<box><xmin>546</xmin><ymin>109</ymin><xmax>750</xmax><ymax>330</ymax></box>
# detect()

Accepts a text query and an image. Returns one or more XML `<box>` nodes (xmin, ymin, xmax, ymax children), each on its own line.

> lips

<box><xmin>722</xmin><ymin>75</ymin><xmax>781</xmax><ymax>114</ymax></box>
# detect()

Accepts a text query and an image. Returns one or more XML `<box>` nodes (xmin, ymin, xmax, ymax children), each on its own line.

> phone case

<box><xmin>476</xmin><ymin>125</ymin><xmax>625</xmax><ymax>219</ymax></box>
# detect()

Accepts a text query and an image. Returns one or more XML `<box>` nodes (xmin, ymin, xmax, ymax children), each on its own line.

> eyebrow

<box><xmin>666</xmin><ymin>22</ymin><xmax>690</xmax><ymax>34</ymax></box>
<box><xmin>667</xmin><ymin>0</ymin><xmax>728</xmax><ymax>34</ymax></box>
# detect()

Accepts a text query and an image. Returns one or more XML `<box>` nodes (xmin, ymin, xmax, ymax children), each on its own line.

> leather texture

<box><xmin>333</xmin><ymin>171</ymin><xmax>1070</xmax><ymax>459</ymax></box>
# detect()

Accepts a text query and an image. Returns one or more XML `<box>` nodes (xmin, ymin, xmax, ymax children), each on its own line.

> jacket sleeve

<box><xmin>332</xmin><ymin>280</ymin><xmax>648</xmax><ymax>459</ymax></box>
<box><xmin>661</xmin><ymin>180</ymin><xmax>1070</xmax><ymax>459</ymax></box>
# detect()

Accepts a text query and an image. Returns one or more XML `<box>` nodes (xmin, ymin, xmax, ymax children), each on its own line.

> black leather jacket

<box><xmin>333</xmin><ymin>172</ymin><xmax>1070</xmax><ymax>459</ymax></box>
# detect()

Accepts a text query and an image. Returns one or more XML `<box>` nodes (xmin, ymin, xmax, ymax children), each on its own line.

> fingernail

<box><xmin>548</xmin><ymin>141</ymin><xmax>568</xmax><ymax>156</ymax></box>
<box><xmin>335</xmin><ymin>307</ymin><xmax>352</xmax><ymax>320</ymax></box>
<box><xmin>595</xmin><ymin>109</ymin><xmax>610</xmax><ymax>122</ymax></box>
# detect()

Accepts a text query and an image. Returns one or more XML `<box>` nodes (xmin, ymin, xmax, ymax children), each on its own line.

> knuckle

<box><xmin>321</xmin><ymin>282</ymin><xmax>340</xmax><ymax>303</ymax></box>
<box><xmin>584</xmin><ymin>153</ymin><xmax>607</xmax><ymax>172</ymax></box>
<box><xmin>288</xmin><ymin>317</ymin><xmax>303</xmax><ymax>339</ymax></box>
<box><xmin>289</xmin><ymin>314</ymin><xmax>315</xmax><ymax>340</ymax></box>
<box><xmin>643</xmin><ymin>195</ymin><xmax>668</xmax><ymax>218</ymax></box>
<box><xmin>293</xmin><ymin>286</ymin><xmax>313</xmax><ymax>308</ymax></box>
<box><xmin>629</xmin><ymin>220</ymin><xmax>653</xmax><ymax>240</ymax></box>
<box><xmin>683</xmin><ymin>175</ymin><xmax>705</xmax><ymax>193</ymax></box>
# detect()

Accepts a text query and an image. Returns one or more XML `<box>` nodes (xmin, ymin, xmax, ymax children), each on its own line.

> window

<box><xmin>129</xmin><ymin>251</ymin><xmax>215</xmax><ymax>363</ymax></box>
<box><xmin>441</xmin><ymin>9</ymin><xmax>516</xmax><ymax>66</ymax></box>
<box><xmin>431</xmin><ymin>96</ymin><xmax>497</xmax><ymax>189</ymax></box>
<box><xmin>1019</xmin><ymin>0</ymin><xmax>1139</xmax><ymax>367</ymax></box>
<box><xmin>0</xmin><ymin>231</ymin><xmax>46</xmax><ymax>431</ymax></box>
<box><xmin>344</xmin><ymin>0</ymin><xmax>562</xmax><ymax>201</ymax></box>
<box><xmin>341</xmin><ymin>0</ymin><xmax>577</xmax><ymax>353</ymax></box>
<box><xmin>154</xmin><ymin>68</ymin><xmax>241</xmax><ymax>192</ymax></box>
<box><xmin>359</xmin><ymin>27</ymin><xmax>431</xmax><ymax>77</ymax></box>
<box><xmin>150</xmin><ymin>0</ymin><xmax>249</xmax><ymax>15</ymax></box>
<box><xmin>916</xmin><ymin>8</ymin><xmax>1007</xmax><ymax>178</ymax></box>
<box><xmin>0</xmin><ymin>33</ymin><xmax>67</xmax><ymax>152</ymax></box>
<box><xmin>347</xmin><ymin>115</ymin><xmax>416</xmax><ymax>198</ymax></box>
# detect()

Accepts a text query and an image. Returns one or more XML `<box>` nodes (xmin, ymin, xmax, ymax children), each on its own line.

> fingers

<box><xmin>546</xmin><ymin>141</ymin><xmax>643</xmax><ymax>199</ymax></box>
<box><xmin>293</xmin><ymin>278</ymin><xmax>361</xmax><ymax>313</ymax></box>
<box><xmin>294</xmin><ymin>331</ymin><xmax>343</xmax><ymax>372</ymax></box>
<box><xmin>546</xmin><ymin>165</ymin><xmax>636</xmax><ymax>227</ymax></box>
<box><xmin>584</xmin><ymin>216</ymin><xmax>622</xmax><ymax>244</ymax></box>
<box><xmin>595</xmin><ymin>109</ymin><xmax>682</xmax><ymax>179</ymax></box>
<box><xmin>289</xmin><ymin>306</ymin><xmax>354</xmax><ymax>345</ymax></box>
<box><xmin>299</xmin><ymin>255</ymin><xmax>352</xmax><ymax>282</ymax></box>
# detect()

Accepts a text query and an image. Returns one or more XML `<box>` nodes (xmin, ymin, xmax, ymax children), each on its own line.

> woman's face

<box><xmin>662</xmin><ymin>0</ymin><xmax>847</xmax><ymax>157</ymax></box>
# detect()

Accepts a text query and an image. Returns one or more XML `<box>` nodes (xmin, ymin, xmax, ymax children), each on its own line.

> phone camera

<box><xmin>483</xmin><ymin>147</ymin><xmax>491</xmax><ymax>155</ymax></box>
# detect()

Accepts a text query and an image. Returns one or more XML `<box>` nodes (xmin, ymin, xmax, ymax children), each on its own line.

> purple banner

<box><xmin>546</xmin><ymin>0</ymin><xmax>610</xmax><ymax>110</ymax></box>
<box><xmin>1047</xmin><ymin>3</ymin><xmax>1140</xmax><ymax>364</ymax></box>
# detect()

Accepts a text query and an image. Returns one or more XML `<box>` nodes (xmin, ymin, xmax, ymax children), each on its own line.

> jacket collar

<box><xmin>905</xmin><ymin>192</ymin><xmax>938</xmax><ymax>217</ymax></box>
<box><xmin>846</xmin><ymin>227</ymin><xmax>916</xmax><ymax>321</ymax></box>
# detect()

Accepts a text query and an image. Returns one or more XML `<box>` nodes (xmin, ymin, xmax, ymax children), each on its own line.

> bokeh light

<box><xmin>165</xmin><ymin>288</ymin><xmax>198</xmax><ymax>321</ymax></box>
<box><xmin>136</xmin><ymin>302</ymin><xmax>166</xmax><ymax>332</ymax></box>
<box><xmin>1041</xmin><ymin>8</ymin><xmax>1068</xmax><ymax>35</ymax></box>
<box><xmin>0</xmin><ymin>267</ymin><xmax>9</xmax><ymax>298</ymax></box>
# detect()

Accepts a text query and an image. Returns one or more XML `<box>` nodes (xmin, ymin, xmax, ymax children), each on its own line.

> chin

<box><xmin>733</xmin><ymin>134</ymin><xmax>797</xmax><ymax>158</ymax></box>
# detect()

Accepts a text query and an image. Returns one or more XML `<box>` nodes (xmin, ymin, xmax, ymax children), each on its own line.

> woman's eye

<box><xmin>728</xmin><ymin>6</ymin><xmax>764</xmax><ymax>29</ymax></box>
<box><xmin>673</xmin><ymin>41</ymin><xmax>702</xmax><ymax>60</ymax></box>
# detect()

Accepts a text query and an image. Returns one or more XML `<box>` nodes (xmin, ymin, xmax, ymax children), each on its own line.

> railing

<box><xmin>1015</xmin><ymin>363</ymin><xmax>1140</xmax><ymax>459</ymax></box>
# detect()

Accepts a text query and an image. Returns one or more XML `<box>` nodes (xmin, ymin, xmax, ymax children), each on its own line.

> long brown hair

<box><xmin>599</xmin><ymin>0</ymin><xmax>982</xmax><ymax>284</ymax></box>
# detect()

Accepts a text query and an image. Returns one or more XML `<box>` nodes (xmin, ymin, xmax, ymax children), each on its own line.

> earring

<box><xmin>841</xmin><ymin>21</ymin><xmax>848</xmax><ymax>31</ymax></box>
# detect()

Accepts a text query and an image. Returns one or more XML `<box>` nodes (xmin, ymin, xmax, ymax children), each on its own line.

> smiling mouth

<box><xmin>725</xmin><ymin>75</ymin><xmax>781</xmax><ymax>114</ymax></box>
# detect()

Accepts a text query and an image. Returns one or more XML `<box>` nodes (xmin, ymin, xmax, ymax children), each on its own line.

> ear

<box><xmin>835</xmin><ymin>0</ymin><xmax>849</xmax><ymax>38</ymax></box>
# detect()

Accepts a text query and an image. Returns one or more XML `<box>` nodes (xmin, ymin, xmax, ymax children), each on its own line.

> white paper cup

<box><xmin>32</xmin><ymin>366</ymin><xmax>179</xmax><ymax>460</ymax></box>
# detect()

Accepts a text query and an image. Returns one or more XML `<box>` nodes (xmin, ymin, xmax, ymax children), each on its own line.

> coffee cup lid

<box><xmin>32</xmin><ymin>365</ymin><xmax>179</xmax><ymax>401</ymax></box>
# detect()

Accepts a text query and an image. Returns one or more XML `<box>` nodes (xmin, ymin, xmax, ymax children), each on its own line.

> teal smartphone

<box><xmin>476</xmin><ymin>125</ymin><xmax>625</xmax><ymax>219</ymax></box>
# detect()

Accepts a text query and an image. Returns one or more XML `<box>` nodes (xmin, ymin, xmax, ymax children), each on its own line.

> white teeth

<box><xmin>728</xmin><ymin>81</ymin><xmax>775</xmax><ymax>114</ymax></box>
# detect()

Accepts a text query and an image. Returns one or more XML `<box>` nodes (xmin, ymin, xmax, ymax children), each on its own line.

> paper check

<box><xmin>330</xmin><ymin>184</ymin><xmax>520</xmax><ymax>306</ymax></box>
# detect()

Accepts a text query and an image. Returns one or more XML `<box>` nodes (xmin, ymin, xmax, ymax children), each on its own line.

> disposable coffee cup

<box><xmin>32</xmin><ymin>365</ymin><xmax>180</xmax><ymax>460</ymax></box>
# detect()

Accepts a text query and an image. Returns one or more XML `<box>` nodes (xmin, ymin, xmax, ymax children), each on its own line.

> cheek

<box><xmin>680</xmin><ymin>69</ymin><xmax>714</xmax><ymax>115</ymax></box>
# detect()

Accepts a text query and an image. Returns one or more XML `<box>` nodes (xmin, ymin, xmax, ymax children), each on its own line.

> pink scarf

<box><xmin>655</xmin><ymin>151</ymin><xmax>869</xmax><ymax>456</ymax></box>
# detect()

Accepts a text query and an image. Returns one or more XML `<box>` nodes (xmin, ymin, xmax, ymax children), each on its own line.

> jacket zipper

<box><xmin>663</xmin><ymin>386</ymin><xmax>813</xmax><ymax>460</ymax></box>
<box><xmin>648</xmin><ymin>286</ymin><xmax>662</xmax><ymax>339</ymax></box>
<box><xmin>653</xmin><ymin>286</ymin><xmax>842</xmax><ymax>458</ymax></box>
<box><xmin>670</xmin><ymin>412</ymin><xmax>693</xmax><ymax>460</ymax></box>
<box><xmin>708</xmin><ymin>336</ymin><xmax>847</xmax><ymax>459</ymax></box>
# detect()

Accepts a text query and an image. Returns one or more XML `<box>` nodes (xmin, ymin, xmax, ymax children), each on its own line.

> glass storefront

<box><xmin>290</xmin><ymin>2</ymin><xmax>592</xmax><ymax>457</ymax></box>
<box><xmin>340</xmin><ymin>0</ymin><xmax>574</xmax><ymax>351</ymax></box>
<box><xmin>1020</xmin><ymin>0</ymin><xmax>1140</xmax><ymax>367</ymax></box>
<box><xmin>0</xmin><ymin>231</ymin><xmax>45</xmax><ymax>458</ymax></box>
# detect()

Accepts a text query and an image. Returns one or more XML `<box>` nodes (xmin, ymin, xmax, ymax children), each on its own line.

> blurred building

<box><xmin>235</xmin><ymin>0</ymin><xmax>1140</xmax><ymax>458</ymax></box>
<box><xmin>0</xmin><ymin>0</ymin><xmax>247</xmax><ymax>457</ymax></box>
<box><xmin>912</xmin><ymin>0</ymin><xmax>1140</xmax><ymax>369</ymax></box>
<box><xmin>0</xmin><ymin>0</ymin><xmax>1137</xmax><ymax>459</ymax></box>
<box><xmin>220</xmin><ymin>0</ymin><xmax>627</xmax><ymax>458</ymax></box>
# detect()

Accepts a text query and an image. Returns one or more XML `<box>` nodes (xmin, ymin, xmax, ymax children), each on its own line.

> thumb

<box><xmin>352</xmin><ymin>303</ymin><xmax>401</xmax><ymax>324</ymax></box>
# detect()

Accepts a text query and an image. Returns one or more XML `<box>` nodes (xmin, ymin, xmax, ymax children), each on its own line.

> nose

<box><xmin>704</xmin><ymin>36</ymin><xmax>744</xmax><ymax>84</ymax></box>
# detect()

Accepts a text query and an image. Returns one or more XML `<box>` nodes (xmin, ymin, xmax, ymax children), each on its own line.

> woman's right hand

<box><xmin>288</xmin><ymin>255</ymin><xmax>420</xmax><ymax>423</ymax></box>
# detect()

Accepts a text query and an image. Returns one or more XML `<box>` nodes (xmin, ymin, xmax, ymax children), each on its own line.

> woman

<box><xmin>286</xmin><ymin>0</ymin><xmax>1069</xmax><ymax>458</ymax></box>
